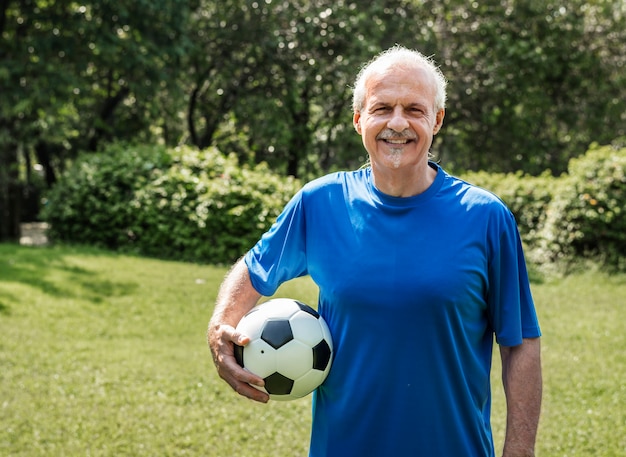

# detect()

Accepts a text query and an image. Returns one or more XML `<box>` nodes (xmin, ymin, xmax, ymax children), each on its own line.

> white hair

<box><xmin>352</xmin><ymin>45</ymin><xmax>448</xmax><ymax>113</ymax></box>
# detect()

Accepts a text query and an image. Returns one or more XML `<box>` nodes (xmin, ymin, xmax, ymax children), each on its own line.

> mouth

<box><xmin>382</xmin><ymin>138</ymin><xmax>412</xmax><ymax>145</ymax></box>
<box><xmin>377</xmin><ymin>130</ymin><xmax>417</xmax><ymax>145</ymax></box>
<box><xmin>380</xmin><ymin>138</ymin><xmax>414</xmax><ymax>147</ymax></box>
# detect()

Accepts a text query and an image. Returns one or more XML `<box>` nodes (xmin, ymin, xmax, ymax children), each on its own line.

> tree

<box><xmin>2</xmin><ymin>0</ymin><xmax>625</xmax><ymax>242</ymax></box>
<box><xmin>428</xmin><ymin>0</ymin><xmax>626</xmax><ymax>174</ymax></box>
<box><xmin>0</xmin><ymin>0</ymin><xmax>192</xmax><ymax>240</ymax></box>
<box><xmin>201</xmin><ymin>0</ymin><xmax>437</xmax><ymax>178</ymax></box>
<box><xmin>199</xmin><ymin>0</ymin><xmax>626</xmax><ymax>178</ymax></box>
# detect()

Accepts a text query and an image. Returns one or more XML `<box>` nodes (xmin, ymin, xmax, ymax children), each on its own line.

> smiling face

<box><xmin>353</xmin><ymin>63</ymin><xmax>445</xmax><ymax>191</ymax></box>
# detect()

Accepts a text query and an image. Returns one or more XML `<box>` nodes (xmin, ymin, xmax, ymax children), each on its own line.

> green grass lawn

<box><xmin>1</xmin><ymin>244</ymin><xmax>624</xmax><ymax>456</ymax></box>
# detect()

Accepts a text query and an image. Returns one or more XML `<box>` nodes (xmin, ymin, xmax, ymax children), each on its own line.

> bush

<box><xmin>462</xmin><ymin>144</ymin><xmax>626</xmax><ymax>273</ymax></box>
<box><xmin>535</xmin><ymin>144</ymin><xmax>626</xmax><ymax>269</ymax></box>
<box><xmin>42</xmin><ymin>144</ymin><xmax>172</xmax><ymax>249</ymax></box>
<box><xmin>42</xmin><ymin>144</ymin><xmax>301</xmax><ymax>264</ymax></box>
<box><xmin>43</xmin><ymin>142</ymin><xmax>626</xmax><ymax>270</ymax></box>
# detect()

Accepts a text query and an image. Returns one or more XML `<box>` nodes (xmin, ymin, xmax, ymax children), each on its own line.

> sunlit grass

<box><xmin>0</xmin><ymin>245</ymin><xmax>624</xmax><ymax>456</ymax></box>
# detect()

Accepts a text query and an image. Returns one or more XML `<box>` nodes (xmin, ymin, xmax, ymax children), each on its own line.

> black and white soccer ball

<box><xmin>234</xmin><ymin>298</ymin><xmax>333</xmax><ymax>401</ymax></box>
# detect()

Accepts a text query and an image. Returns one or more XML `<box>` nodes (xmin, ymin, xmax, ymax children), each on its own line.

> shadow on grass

<box><xmin>0</xmin><ymin>244</ymin><xmax>138</xmax><ymax>312</ymax></box>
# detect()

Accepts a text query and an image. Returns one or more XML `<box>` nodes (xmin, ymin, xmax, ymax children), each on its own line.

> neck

<box><xmin>370</xmin><ymin>162</ymin><xmax>437</xmax><ymax>197</ymax></box>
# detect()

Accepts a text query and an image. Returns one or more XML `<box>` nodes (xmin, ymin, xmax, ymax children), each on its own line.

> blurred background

<box><xmin>1</xmin><ymin>0</ymin><xmax>625</xmax><ymax>244</ymax></box>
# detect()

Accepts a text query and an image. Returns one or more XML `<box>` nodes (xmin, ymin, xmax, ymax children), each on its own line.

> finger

<box><xmin>210</xmin><ymin>324</ymin><xmax>269</xmax><ymax>402</ymax></box>
<box><xmin>234</xmin><ymin>381</ymin><xmax>270</xmax><ymax>403</ymax></box>
<box><xmin>220</xmin><ymin>325</ymin><xmax>251</xmax><ymax>347</ymax></box>
<box><xmin>224</xmin><ymin>365</ymin><xmax>269</xmax><ymax>403</ymax></box>
<box><xmin>215</xmin><ymin>348</ymin><xmax>268</xmax><ymax>399</ymax></box>
<box><xmin>220</xmin><ymin>353</ymin><xmax>264</xmax><ymax>387</ymax></box>
<box><xmin>233</xmin><ymin>332</ymin><xmax>251</xmax><ymax>347</ymax></box>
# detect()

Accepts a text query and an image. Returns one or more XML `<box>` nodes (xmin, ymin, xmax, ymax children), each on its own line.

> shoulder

<box><xmin>442</xmin><ymin>169</ymin><xmax>509</xmax><ymax>212</ymax></box>
<box><xmin>438</xmin><ymin>168</ymin><xmax>518</xmax><ymax>231</ymax></box>
<box><xmin>300</xmin><ymin>169</ymin><xmax>367</xmax><ymax>196</ymax></box>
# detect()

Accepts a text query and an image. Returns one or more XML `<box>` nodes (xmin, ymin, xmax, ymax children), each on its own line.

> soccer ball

<box><xmin>234</xmin><ymin>298</ymin><xmax>333</xmax><ymax>401</ymax></box>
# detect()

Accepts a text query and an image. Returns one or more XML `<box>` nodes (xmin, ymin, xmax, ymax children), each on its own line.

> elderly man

<box><xmin>208</xmin><ymin>45</ymin><xmax>542</xmax><ymax>457</ymax></box>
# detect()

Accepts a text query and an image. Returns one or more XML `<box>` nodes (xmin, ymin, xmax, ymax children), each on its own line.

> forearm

<box><xmin>209</xmin><ymin>258</ymin><xmax>261</xmax><ymax>329</ymax></box>
<box><xmin>500</xmin><ymin>338</ymin><xmax>542</xmax><ymax>457</ymax></box>
<box><xmin>208</xmin><ymin>258</ymin><xmax>261</xmax><ymax>361</ymax></box>
<box><xmin>207</xmin><ymin>258</ymin><xmax>269</xmax><ymax>402</ymax></box>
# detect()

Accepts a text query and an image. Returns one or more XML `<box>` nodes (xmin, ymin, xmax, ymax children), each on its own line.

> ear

<box><xmin>353</xmin><ymin>112</ymin><xmax>362</xmax><ymax>135</ymax></box>
<box><xmin>433</xmin><ymin>109</ymin><xmax>445</xmax><ymax>135</ymax></box>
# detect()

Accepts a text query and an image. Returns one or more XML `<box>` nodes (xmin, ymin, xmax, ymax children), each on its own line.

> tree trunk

<box><xmin>0</xmin><ymin>145</ymin><xmax>22</xmax><ymax>242</ymax></box>
<box><xmin>35</xmin><ymin>141</ymin><xmax>58</xmax><ymax>187</ymax></box>
<box><xmin>285</xmin><ymin>87</ymin><xmax>311</xmax><ymax>178</ymax></box>
<box><xmin>88</xmin><ymin>86</ymin><xmax>130</xmax><ymax>151</ymax></box>
<box><xmin>0</xmin><ymin>0</ymin><xmax>10</xmax><ymax>38</ymax></box>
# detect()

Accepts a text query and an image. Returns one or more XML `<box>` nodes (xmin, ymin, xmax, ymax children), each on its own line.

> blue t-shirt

<box><xmin>245</xmin><ymin>163</ymin><xmax>541</xmax><ymax>457</ymax></box>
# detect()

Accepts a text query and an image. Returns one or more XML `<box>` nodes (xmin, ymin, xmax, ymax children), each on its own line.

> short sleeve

<box><xmin>245</xmin><ymin>190</ymin><xmax>309</xmax><ymax>297</ymax></box>
<box><xmin>487</xmin><ymin>209</ymin><xmax>541</xmax><ymax>346</ymax></box>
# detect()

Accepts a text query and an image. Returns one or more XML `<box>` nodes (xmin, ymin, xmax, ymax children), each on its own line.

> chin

<box><xmin>386</xmin><ymin>149</ymin><xmax>407</xmax><ymax>169</ymax></box>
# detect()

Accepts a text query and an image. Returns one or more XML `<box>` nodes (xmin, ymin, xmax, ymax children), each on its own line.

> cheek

<box><xmin>361</xmin><ymin>117</ymin><xmax>383</xmax><ymax>135</ymax></box>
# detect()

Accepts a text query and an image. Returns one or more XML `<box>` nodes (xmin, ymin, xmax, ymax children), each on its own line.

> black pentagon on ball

<box><xmin>233</xmin><ymin>344</ymin><xmax>244</xmax><ymax>367</ymax></box>
<box><xmin>295</xmin><ymin>301</ymin><xmax>320</xmax><ymax>319</ymax></box>
<box><xmin>264</xmin><ymin>372</ymin><xmax>294</xmax><ymax>395</ymax></box>
<box><xmin>261</xmin><ymin>319</ymin><xmax>293</xmax><ymax>349</ymax></box>
<box><xmin>312</xmin><ymin>339</ymin><xmax>332</xmax><ymax>370</ymax></box>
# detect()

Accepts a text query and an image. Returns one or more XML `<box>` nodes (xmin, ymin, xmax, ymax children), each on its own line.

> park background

<box><xmin>1</xmin><ymin>0</ymin><xmax>625</xmax><ymax>455</ymax></box>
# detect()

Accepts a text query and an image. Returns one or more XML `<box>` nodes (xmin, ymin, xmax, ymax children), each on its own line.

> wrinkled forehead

<box><xmin>364</xmin><ymin>63</ymin><xmax>437</xmax><ymax>106</ymax></box>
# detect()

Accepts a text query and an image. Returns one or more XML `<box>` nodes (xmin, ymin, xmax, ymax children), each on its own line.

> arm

<box><xmin>500</xmin><ymin>337</ymin><xmax>542</xmax><ymax>457</ymax></box>
<box><xmin>207</xmin><ymin>258</ymin><xmax>269</xmax><ymax>403</ymax></box>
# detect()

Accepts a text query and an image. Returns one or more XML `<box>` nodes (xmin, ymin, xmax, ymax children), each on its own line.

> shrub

<box><xmin>42</xmin><ymin>144</ymin><xmax>301</xmax><ymax>264</ymax></box>
<box><xmin>43</xmin><ymin>142</ymin><xmax>626</xmax><ymax>270</ymax></box>
<box><xmin>42</xmin><ymin>144</ymin><xmax>172</xmax><ymax>249</ymax></box>
<box><xmin>535</xmin><ymin>144</ymin><xmax>626</xmax><ymax>269</ymax></box>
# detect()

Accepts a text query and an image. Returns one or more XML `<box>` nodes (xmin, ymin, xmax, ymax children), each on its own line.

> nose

<box><xmin>387</xmin><ymin>106</ymin><xmax>409</xmax><ymax>132</ymax></box>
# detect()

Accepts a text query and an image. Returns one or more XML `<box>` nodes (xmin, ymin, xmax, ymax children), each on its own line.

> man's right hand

<box><xmin>208</xmin><ymin>321</ymin><xmax>270</xmax><ymax>403</ymax></box>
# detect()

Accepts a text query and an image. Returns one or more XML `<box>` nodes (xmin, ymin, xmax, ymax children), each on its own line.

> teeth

<box><xmin>386</xmin><ymin>139</ymin><xmax>408</xmax><ymax>144</ymax></box>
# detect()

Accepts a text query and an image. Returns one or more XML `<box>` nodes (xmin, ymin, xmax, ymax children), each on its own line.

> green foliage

<box><xmin>462</xmin><ymin>142</ymin><xmax>626</xmax><ymax>271</ymax></box>
<box><xmin>41</xmin><ymin>144</ymin><xmax>300</xmax><ymax>264</ymax></box>
<box><xmin>436</xmin><ymin>0</ymin><xmax>626</xmax><ymax>175</ymax></box>
<box><xmin>41</xmin><ymin>144</ymin><xmax>171</xmax><ymax>249</ymax></box>
<box><xmin>41</xmin><ymin>141</ymin><xmax>626</xmax><ymax>270</ymax></box>
<box><xmin>535</xmin><ymin>144</ymin><xmax>626</xmax><ymax>269</ymax></box>
<box><xmin>3</xmin><ymin>0</ymin><xmax>626</xmax><ymax>241</ymax></box>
